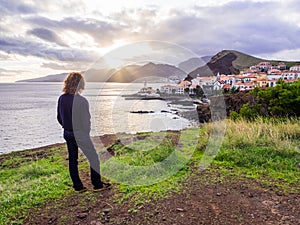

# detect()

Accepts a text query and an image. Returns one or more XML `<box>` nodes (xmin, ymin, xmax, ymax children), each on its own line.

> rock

<box><xmin>77</xmin><ymin>213</ymin><xmax>88</xmax><ymax>219</ymax></box>
<box><xmin>298</xmin><ymin>163</ymin><xmax>300</xmax><ymax>169</ymax></box>
<box><xmin>90</xmin><ymin>221</ymin><xmax>103</xmax><ymax>225</ymax></box>
<box><xmin>103</xmin><ymin>208</ymin><xmax>110</xmax><ymax>215</ymax></box>
<box><xmin>196</xmin><ymin>91</ymin><xmax>255</xmax><ymax>122</ymax></box>
<box><xmin>48</xmin><ymin>217</ymin><xmax>57</xmax><ymax>223</ymax></box>
<box><xmin>176</xmin><ymin>208</ymin><xmax>184</xmax><ymax>212</ymax></box>
<box><xmin>216</xmin><ymin>192</ymin><xmax>222</xmax><ymax>196</ymax></box>
<box><xmin>130</xmin><ymin>110</ymin><xmax>154</xmax><ymax>114</ymax></box>
<box><xmin>196</xmin><ymin>104</ymin><xmax>211</xmax><ymax>123</ymax></box>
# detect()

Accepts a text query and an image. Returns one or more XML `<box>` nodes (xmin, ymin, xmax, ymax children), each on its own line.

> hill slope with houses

<box><xmin>187</xmin><ymin>49</ymin><xmax>300</xmax><ymax>78</ymax></box>
<box><xmin>168</xmin><ymin>51</ymin><xmax>300</xmax><ymax>95</ymax></box>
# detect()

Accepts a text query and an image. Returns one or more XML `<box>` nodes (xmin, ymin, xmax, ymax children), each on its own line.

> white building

<box><xmin>160</xmin><ymin>80</ymin><xmax>192</xmax><ymax>95</ymax></box>
<box><xmin>257</xmin><ymin>62</ymin><xmax>272</xmax><ymax>71</ymax></box>
<box><xmin>282</xmin><ymin>71</ymin><xmax>300</xmax><ymax>80</ymax></box>
<box><xmin>290</xmin><ymin>65</ymin><xmax>300</xmax><ymax>71</ymax></box>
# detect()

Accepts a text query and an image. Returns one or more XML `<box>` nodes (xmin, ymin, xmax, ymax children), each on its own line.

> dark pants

<box><xmin>63</xmin><ymin>130</ymin><xmax>102</xmax><ymax>190</ymax></box>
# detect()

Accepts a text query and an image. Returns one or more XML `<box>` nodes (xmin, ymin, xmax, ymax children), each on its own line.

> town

<box><xmin>160</xmin><ymin>62</ymin><xmax>300</xmax><ymax>95</ymax></box>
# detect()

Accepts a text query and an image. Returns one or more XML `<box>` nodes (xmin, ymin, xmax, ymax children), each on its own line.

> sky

<box><xmin>1</xmin><ymin>0</ymin><xmax>300</xmax><ymax>82</ymax></box>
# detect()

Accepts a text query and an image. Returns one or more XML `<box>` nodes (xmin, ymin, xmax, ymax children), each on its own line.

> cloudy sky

<box><xmin>1</xmin><ymin>0</ymin><xmax>300</xmax><ymax>82</ymax></box>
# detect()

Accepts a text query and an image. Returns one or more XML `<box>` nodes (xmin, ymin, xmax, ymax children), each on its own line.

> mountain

<box><xmin>187</xmin><ymin>50</ymin><xmax>300</xmax><ymax>78</ymax></box>
<box><xmin>84</xmin><ymin>68</ymin><xmax>117</xmax><ymax>82</ymax></box>
<box><xmin>17</xmin><ymin>72</ymin><xmax>69</xmax><ymax>82</ymax></box>
<box><xmin>107</xmin><ymin>62</ymin><xmax>186</xmax><ymax>82</ymax></box>
<box><xmin>17</xmin><ymin>68</ymin><xmax>117</xmax><ymax>83</ymax></box>
<box><xmin>18</xmin><ymin>62</ymin><xmax>187</xmax><ymax>83</ymax></box>
<box><xmin>177</xmin><ymin>56</ymin><xmax>212</xmax><ymax>74</ymax></box>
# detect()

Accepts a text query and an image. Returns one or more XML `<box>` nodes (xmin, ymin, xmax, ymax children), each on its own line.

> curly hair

<box><xmin>62</xmin><ymin>72</ymin><xmax>85</xmax><ymax>95</ymax></box>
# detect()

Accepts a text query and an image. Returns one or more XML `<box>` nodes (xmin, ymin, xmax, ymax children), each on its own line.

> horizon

<box><xmin>1</xmin><ymin>0</ymin><xmax>300</xmax><ymax>82</ymax></box>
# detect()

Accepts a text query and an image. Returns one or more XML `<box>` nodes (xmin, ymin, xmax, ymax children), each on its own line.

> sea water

<box><xmin>0</xmin><ymin>82</ymin><xmax>195</xmax><ymax>154</ymax></box>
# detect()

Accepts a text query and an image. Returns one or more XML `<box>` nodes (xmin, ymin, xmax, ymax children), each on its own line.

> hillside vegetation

<box><xmin>223</xmin><ymin>50</ymin><xmax>263</xmax><ymax>70</ymax></box>
<box><xmin>232</xmin><ymin>79</ymin><xmax>300</xmax><ymax>120</ymax></box>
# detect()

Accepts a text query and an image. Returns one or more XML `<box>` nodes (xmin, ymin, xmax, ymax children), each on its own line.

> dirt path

<box><xmin>23</xmin><ymin>168</ymin><xmax>300</xmax><ymax>225</ymax></box>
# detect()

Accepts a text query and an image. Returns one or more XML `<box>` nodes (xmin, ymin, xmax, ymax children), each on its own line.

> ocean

<box><xmin>0</xmin><ymin>82</ymin><xmax>196</xmax><ymax>154</ymax></box>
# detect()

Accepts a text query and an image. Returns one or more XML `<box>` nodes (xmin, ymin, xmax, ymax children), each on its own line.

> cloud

<box><xmin>0</xmin><ymin>52</ymin><xmax>10</xmax><ymax>60</ymax></box>
<box><xmin>135</xmin><ymin>1</ymin><xmax>300</xmax><ymax>57</ymax></box>
<box><xmin>27</xmin><ymin>28</ymin><xmax>68</xmax><ymax>47</ymax></box>
<box><xmin>26</xmin><ymin>16</ymin><xmax>124</xmax><ymax>47</ymax></box>
<box><xmin>0</xmin><ymin>36</ymin><xmax>96</xmax><ymax>62</ymax></box>
<box><xmin>2</xmin><ymin>0</ymin><xmax>300</xmax><ymax>69</ymax></box>
<box><xmin>41</xmin><ymin>62</ymin><xmax>70</xmax><ymax>70</ymax></box>
<box><xmin>0</xmin><ymin>68</ymin><xmax>28</xmax><ymax>81</ymax></box>
<box><xmin>0</xmin><ymin>0</ymin><xmax>37</xmax><ymax>15</ymax></box>
<box><xmin>41</xmin><ymin>62</ymin><xmax>88</xmax><ymax>71</ymax></box>
<box><xmin>19</xmin><ymin>1</ymin><xmax>300</xmax><ymax>60</ymax></box>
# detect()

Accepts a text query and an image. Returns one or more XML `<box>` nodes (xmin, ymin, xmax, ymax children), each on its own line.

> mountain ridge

<box><xmin>17</xmin><ymin>50</ymin><xmax>300</xmax><ymax>82</ymax></box>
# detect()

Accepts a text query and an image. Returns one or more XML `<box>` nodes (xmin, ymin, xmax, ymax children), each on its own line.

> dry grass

<box><xmin>224</xmin><ymin>118</ymin><xmax>300</xmax><ymax>151</ymax></box>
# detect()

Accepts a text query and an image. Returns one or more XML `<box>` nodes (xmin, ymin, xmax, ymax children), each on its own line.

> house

<box><xmin>161</xmin><ymin>80</ymin><xmax>192</xmax><ymax>95</ymax></box>
<box><xmin>244</xmin><ymin>74</ymin><xmax>258</xmax><ymax>82</ymax></box>
<box><xmin>275</xmin><ymin>62</ymin><xmax>287</xmax><ymax>70</ymax></box>
<box><xmin>290</xmin><ymin>65</ymin><xmax>300</xmax><ymax>71</ymax></box>
<box><xmin>233</xmin><ymin>75</ymin><xmax>255</xmax><ymax>83</ymax></box>
<box><xmin>160</xmin><ymin>85</ymin><xmax>178</xmax><ymax>94</ymax></box>
<box><xmin>282</xmin><ymin>70</ymin><xmax>300</xmax><ymax>80</ymax></box>
<box><xmin>197</xmin><ymin>76</ymin><xmax>216</xmax><ymax>86</ymax></box>
<box><xmin>191</xmin><ymin>77</ymin><xmax>201</xmax><ymax>86</ymax></box>
<box><xmin>219</xmin><ymin>75</ymin><xmax>234</xmax><ymax>85</ymax></box>
<box><xmin>249</xmin><ymin>66</ymin><xmax>261</xmax><ymax>73</ymax></box>
<box><xmin>283</xmin><ymin>79</ymin><xmax>298</xmax><ymax>83</ymax></box>
<box><xmin>177</xmin><ymin>80</ymin><xmax>192</xmax><ymax>94</ymax></box>
<box><xmin>253</xmin><ymin>77</ymin><xmax>268</xmax><ymax>88</ymax></box>
<box><xmin>241</xmin><ymin>69</ymin><xmax>254</xmax><ymax>76</ymax></box>
<box><xmin>268</xmin><ymin>79</ymin><xmax>278</xmax><ymax>87</ymax></box>
<box><xmin>267</xmin><ymin>69</ymin><xmax>283</xmax><ymax>80</ymax></box>
<box><xmin>188</xmin><ymin>84</ymin><xmax>198</xmax><ymax>95</ymax></box>
<box><xmin>267</xmin><ymin>69</ymin><xmax>282</xmax><ymax>75</ymax></box>
<box><xmin>257</xmin><ymin>62</ymin><xmax>272</xmax><ymax>71</ymax></box>
<box><xmin>222</xmin><ymin>84</ymin><xmax>231</xmax><ymax>91</ymax></box>
<box><xmin>233</xmin><ymin>82</ymin><xmax>254</xmax><ymax>91</ymax></box>
<box><xmin>254</xmin><ymin>72</ymin><xmax>267</xmax><ymax>79</ymax></box>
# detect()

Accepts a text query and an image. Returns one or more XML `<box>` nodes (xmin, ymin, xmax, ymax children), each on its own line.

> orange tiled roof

<box><xmin>222</xmin><ymin>84</ymin><xmax>231</xmax><ymax>89</ymax></box>
<box><xmin>162</xmin><ymin>85</ymin><xmax>177</xmax><ymax>88</ymax></box>
<box><xmin>256</xmin><ymin>78</ymin><xmax>268</xmax><ymax>81</ymax></box>
<box><xmin>245</xmin><ymin>74</ymin><xmax>257</xmax><ymax>78</ymax></box>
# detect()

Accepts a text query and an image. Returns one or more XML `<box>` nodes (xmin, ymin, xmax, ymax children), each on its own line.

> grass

<box><xmin>101</xmin><ymin>130</ymin><xmax>194</xmax><ymax>186</ymax></box>
<box><xmin>0</xmin><ymin>146</ymin><xmax>71</xmax><ymax>225</ymax></box>
<box><xmin>213</xmin><ymin>118</ymin><xmax>300</xmax><ymax>191</ymax></box>
<box><xmin>0</xmin><ymin>118</ymin><xmax>300</xmax><ymax>223</ymax></box>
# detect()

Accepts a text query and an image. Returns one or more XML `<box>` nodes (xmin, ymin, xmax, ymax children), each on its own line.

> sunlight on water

<box><xmin>0</xmin><ymin>82</ymin><xmax>195</xmax><ymax>154</ymax></box>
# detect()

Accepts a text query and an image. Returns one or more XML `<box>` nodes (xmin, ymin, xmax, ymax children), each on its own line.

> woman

<box><xmin>57</xmin><ymin>72</ymin><xmax>108</xmax><ymax>192</ymax></box>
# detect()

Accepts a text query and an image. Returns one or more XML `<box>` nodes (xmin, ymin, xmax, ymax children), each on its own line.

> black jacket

<box><xmin>57</xmin><ymin>94</ymin><xmax>91</xmax><ymax>133</ymax></box>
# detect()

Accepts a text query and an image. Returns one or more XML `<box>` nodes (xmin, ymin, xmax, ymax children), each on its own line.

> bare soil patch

<box><xmin>23</xmin><ymin>168</ymin><xmax>300</xmax><ymax>225</ymax></box>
